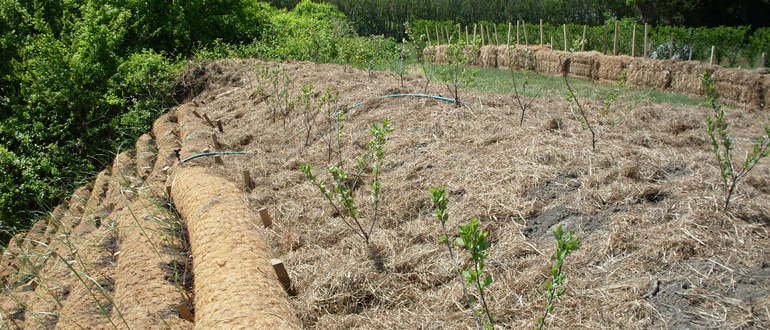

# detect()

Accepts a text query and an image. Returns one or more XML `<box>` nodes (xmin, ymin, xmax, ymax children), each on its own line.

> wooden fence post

<box><xmin>258</xmin><ymin>207</ymin><xmax>272</xmax><ymax>227</ymax></box>
<box><xmin>212</xmin><ymin>134</ymin><xmax>220</xmax><ymax>150</ymax></box>
<box><xmin>473</xmin><ymin>24</ymin><xmax>477</xmax><ymax>44</ymax></box>
<box><xmin>581</xmin><ymin>25</ymin><xmax>587</xmax><ymax>52</ymax></box>
<box><xmin>516</xmin><ymin>20</ymin><xmax>520</xmax><ymax>45</ymax></box>
<box><xmin>613</xmin><ymin>21</ymin><xmax>619</xmax><ymax>56</ymax></box>
<box><xmin>563</xmin><ymin>24</ymin><xmax>567</xmax><ymax>51</ymax></box>
<box><xmin>688</xmin><ymin>47</ymin><xmax>693</xmax><ymax>61</ymax></box>
<box><xmin>494</xmin><ymin>24</ymin><xmax>499</xmax><ymax>45</ymax></box>
<box><xmin>540</xmin><ymin>19</ymin><xmax>544</xmax><ymax>46</ymax></box>
<box><xmin>762</xmin><ymin>53</ymin><xmax>766</xmax><ymax>68</ymax></box>
<box><xmin>631</xmin><ymin>24</ymin><xmax>637</xmax><ymax>57</ymax></box>
<box><xmin>480</xmin><ymin>23</ymin><xmax>484</xmax><ymax>46</ymax></box>
<box><xmin>436</xmin><ymin>25</ymin><xmax>440</xmax><ymax>44</ymax></box>
<box><xmin>425</xmin><ymin>26</ymin><xmax>431</xmax><ymax>44</ymax></box>
<box><xmin>445</xmin><ymin>26</ymin><xmax>451</xmax><ymax>43</ymax></box>
<box><xmin>551</xmin><ymin>37</ymin><xmax>554</xmax><ymax>51</ymax></box>
<box><xmin>216</xmin><ymin>120</ymin><xmax>223</xmax><ymax>133</ymax></box>
<box><xmin>466</xmin><ymin>25</ymin><xmax>469</xmax><ymax>44</ymax></box>
<box><xmin>644</xmin><ymin>23</ymin><xmax>648</xmax><ymax>58</ymax></box>
<box><xmin>523</xmin><ymin>21</ymin><xmax>528</xmax><ymax>45</ymax></box>
<box><xmin>242</xmin><ymin>170</ymin><xmax>253</xmax><ymax>190</ymax></box>
<box><xmin>507</xmin><ymin>22</ymin><xmax>512</xmax><ymax>46</ymax></box>
<box><xmin>710</xmin><ymin>46</ymin><xmax>715</xmax><ymax>65</ymax></box>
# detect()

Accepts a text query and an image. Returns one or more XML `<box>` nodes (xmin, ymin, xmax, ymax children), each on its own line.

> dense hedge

<box><xmin>414</xmin><ymin>19</ymin><xmax>769</xmax><ymax>67</ymax></box>
<box><xmin>0</xmin><ymin>0</ymin><xmax>396</xmax><ymax>246</ymax></box>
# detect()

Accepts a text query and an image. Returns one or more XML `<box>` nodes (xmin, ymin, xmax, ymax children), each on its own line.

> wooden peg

<box><xmin>214</xmin><ymin>155</ymin><xmax>223</xmax><ymax>165</ymax></box>
<box><xmin>258</xmin><ymin>207</ymin><xmax>272</xmax><ymax>228</ymax></box>
<box><xmin>202</xmin><ymin>113</ymin><xmax>215</xmax><ymax>127</ymax></box>
<box><xmin>216</xmin><ymin>120</ymin><xmax>223</xmax><ymax>133</ymax></box>
<box><xmin>177</xmin><ymin>302</ymin><xmax>194</xmax><ymax>322</ymax></box>
<box><xmin>242</xmin><ymin>170</ymin><xmax>253</xmax><ymax>190</ymax></box>
<box><xmin>212</xmin><ymin>134</ymin><xmax>221</xmax><ymax>150</ymax></box>
<box><xmin>29</xmin><ymin>279</ymin><xmax>38</xmax><ymax>289</ymax></box>
<box><xmin>165</xmin><ymin>185</ymin><xmax>172</xmax><ymax>198</ymax></box>
<box><xmin>271</xmin><ymin>259</ymin><xmax>291</xmax><ymax>290</ymax></box>
<box><xmin>192</xmin><ymin>110</ymin><xmax>202</xmax><ymax>119</ymax></box>
<box><xmin>109</xmin><ymin>202</ymin><xmax>115</xmax><ymax>211</ymax></box>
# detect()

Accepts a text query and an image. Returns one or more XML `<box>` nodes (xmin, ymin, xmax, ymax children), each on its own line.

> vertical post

<box><xmin>710</xmin><ymin>45</ymin><xmax>716</xmax><ymax>65</ymax></box>
<box><xmin>212</xmin><ymin>134</ymin><xmax>221</xmax><ymax>150</ymax></box>
<box><xmin>516</xmin><ymin>20</ymin><xmax>520</xmax><ymax>45</ymax></box>
<box><xmin>425</xmin><ymin>25</ymin><xmax>431</xmax><ymax>45</ymax></box>
<box><xmin>216</xmin><ymin>120</ymin><xmax>223</xmax><ymax>133</ymax></box>
<box><xmin>258</xmin><ymin>207</ymin><xmax>273</xmax><ymax>227</ymax></box>
<box><xmin>644</xmin><ymin>23</ymin><xmax>648</xmax><ymax>58</ymax></box>
<box><xmin>670</xmin><ymin>32</ymin><xmax>674</xmax><ymax>59</ymax></box>
<box><xmin>613</xmin><ymin>21</ymin><xmax>619</xmax><ymax>56</ymax></box>
<box><xmin>581</xmin><ymin>25</ymin><xmax>587</xmax><ymax>52</ymax></box>
<box><xmin>435</xmin><ymin>25</ymin><xmax>440</xmax><ymax>44</ymax></box>
<box><xmin>507</xmin><ymin>22</ymin><xmax>512</xmax><ymax>46</ymax></box>
<box><xmin>540</xmin><ymin>19</ymin><xmax>544</xmax><ymax>46</ymax></box>
<box><xmin>214</xmin><ymin>155</ymin><xmax>223</xmax><ymax>165</ymax></box>
<box><xmin>242</xmin><ymin>170</ymin><xmax>253</xmax><ymax>190</ymax></box>
<box><xmin>271</xmin><ymin>259</ymin><xmax>291</xmax><ymax>290</ymax></box>
<box><xmin>202</xmin><ymin>113</ymin><xmax>214</xmax><ymax>127</ymax></box>
<box><xmin>550</xmin><ymin>37</ymin><xmax>554</xmax><ymax>51</ymax></box>
<box><xmin>523</xmin><ymin>20</ymin><xmax>529</xmax><ymax>45</ymax></box>
<box><xmin>480</xmin><ymin>23</ymin><xmax>484</xmax><ymax>46</ymax></box>
<box><xmin>473</xmin><ymin>24</ymin><xmax>477</xmax><ymax>44</ymax></box>
<box><xmin>631</xmin><ymin>24</ymin><xmax>637</xmax><ymax>57</ymax></box>
<box><xmin>762</xmin><ymin>53</ymin><xmax>766</xmax><ymax>68</ymax></box>
<box><xmin>445</xmin><ymin>26</ymin><xmax>451</xmax><ymax>43</ymax></box>
<box><xmin>563</xmin><ymin>24</ymin><xmax>568</xmax><ymax>51</ymax></box>
<box><xmin>494</xmin><ymin>24</ymin><xmax>499</xmax><ymax>45</ymax></box>
<box><xmin>689</xmin><ymin>47</ymin><xmax>693</xmax><ymax>61</ymax></box>
<box><xmin>466</xmin><ymin>25</ymin><xmax>469</xmax><ymax>44</ymax></box>
<box><xmin>603</xmin><ymin>24</ymin><xmax>608</xmax><ymax>55</ymax></box>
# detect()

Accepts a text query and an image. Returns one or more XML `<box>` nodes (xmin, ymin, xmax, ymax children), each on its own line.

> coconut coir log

<box><xmin>171</xmin><ymin>167</ymin><xmax>301</xmax><ymax>329</ymax></box>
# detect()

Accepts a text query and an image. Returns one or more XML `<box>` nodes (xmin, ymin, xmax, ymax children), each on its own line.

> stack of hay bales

<box><xmin>569</xmin><ymin>51</ymin><xmax>602</xmax><ymax>81</ymax></box>
<box><xmin>626</xmin><ymin>58</ymin><xmax>673</xmax><ymax>89</ymax></box>
<box><xmin>598</xmin><ymin>55</ymin><xmax>632</xmax><ymax>82</ymax></box>
<box><xmin>480</xmin><ymin>45</ymin><xmax>498</xmax><ymax>68</ymax></box>
<box><xmin>669</xmin><ymin>61</ymin><xmax>711</xmax><ymax>95</ymax></box>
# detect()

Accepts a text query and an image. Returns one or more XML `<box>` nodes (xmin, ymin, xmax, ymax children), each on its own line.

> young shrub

<box><xmin>297</xmin><ymin>83</ymin><xmax>319</xmax><ymax>147</ymax></box>
<box><xmin>260</xmin><ymin>65</ymin><xmax>292</xmax><ymax>127</ymax></box>
<box><xmin>702</xmin><ymin>71</ymin><xmax>770</xmax><ymax>211</ymax></box>
<box><xmin>431</xmin><ymin>187</ymin><xmax>494</xmax><ymax>329</ymax></box>
<box><xmin>564</xmin><ymin>65</ymin><xmax>650</xmax><ymax>151</ymax></box>
<box><xmin>300</xmin><ymin>118</ymin><xmax>394</xmax><ymax>244</ymax></box>
<box><xmin>388</xmin><ymin>40</ymin><xmax>411</xmax><ymax>87</ymax></box>
<box><xmin>535</xmin><ymin>225</ymin><xmax>579</xmax><ymax>330</ymax></box>
<box><xmin>436</xmin><ymin>42</ymin><xmax>479</xmax><ymax>106</ymax></box>
<box><xmin>509</xmin><ymin>46</ymin><xmax>559</xmax><ymax>126</ymax></box>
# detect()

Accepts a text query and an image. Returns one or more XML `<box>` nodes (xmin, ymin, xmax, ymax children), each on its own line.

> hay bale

<box><xmin>496</xmin><ymin>46</ymin><xmax>511</xmax><ymax>69</ymax></box>
<box><xmin>533</xmin><ymin>49</ymin><xmax>567</xmax><ymax>76</ymax></box>
<box><xmin>626</xmin><ymin>58</ymin><xmax>672</xmax><ymax>89</ymax></box>
<box><xmin>464</xmin><ymin>45</ymin><xmax>481</xmax><ymax>67</ymax></box>
<box><xmin>763</xmin><ymin>74</ymin><xmax>770</xmax><ymax>110</ymax></box>
<box><xmin>598</xmin><ymin>55</ymin><xmax>632</xmax><ymax>82</ymax></box>
<box><xmin>422</xmin><ymin>46</ymin><xmax>437</xmax><ymax>63</ymax></box>
<box><xmin>712</xmin><ymin>68</ymin><xmax>764</xmax><ymax>110</ymax></box>
<box><xmin>669</xmin><ymin>61</ymin><xmax>710</xmax><ymax>94</ymax></box>
<box><xmin>480</xmin><ymin>45</ymin><xmax>498</xmax><ymax>68</ymax></box>
<box><xmin>569</xmin><ymin>51</ymin><xmax>601</xmax><ymax>81</ymax></box>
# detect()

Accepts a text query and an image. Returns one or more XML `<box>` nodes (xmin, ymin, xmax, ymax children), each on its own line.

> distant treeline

<box><xmin>266</xmin><ymin>0</ymin><xmax>770</xmax><ymax>39</ymax></box>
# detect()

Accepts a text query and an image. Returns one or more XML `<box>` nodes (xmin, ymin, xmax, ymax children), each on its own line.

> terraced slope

<box><xmin>2</xmin><ymin>59</ymin><xmax>769</xmax><ymax>329</ymax></box>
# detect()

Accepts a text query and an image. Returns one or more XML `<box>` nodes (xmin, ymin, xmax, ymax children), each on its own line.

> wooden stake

<box><xmin>29</xmin><ymin>279</ymin><xmax>38</xmax><ymax>289</ymax></box>
<box><xmin>762</xmin><ymin>53</ymin><xmax>766</xmax><ymax>68</ymax></box>
<box><xmin>670</xmin><ymin>32</ymin><xmax>674</xmax><ymax>59</ymax></box>
<box><xmin>631</xmin><ymin>24</ymin><xmax>637</xmax><ymax>57</ymax></box>
<box><xmin>109</xmin><ymin>202</ymin><xmax>115</xmax><ymax>211</ymax></box>
<box><xmin>540</xmin><ymin>19</ymin><xmax>544</xmax><ymax>46</ymax></box>
<box><xmin>710</xmin><ymin>45</ymin><xmax>716</xmax><ymax>65</ymax></box>
<box><xmin>435</xmin><ymin>25</ymin><xmax>440</xmax><ymax>44</ymax></box>
<box><xmin>507</xmin><ymin>22</ymin><xmax>512</xmax><ymax>46</ymax></box>
<box><xmin>689</xmin><ymin>47</ymin><xmax>693</xmax><ymax>61</ymax></box>
<box><xmin>192</xmin><ymin>110</ymin><xmax>202</xmax><ymax>119</ymax></box>
<box><xmin>603</xmin><ymin>24</ymin><xmax>608</xmax><ymax>55</ymax></box>
<box><xmin>550</xmin><ymin>37</ymin><xmax>554</xmax><ymax>51</ymax></box>
<box><xmin>523</xmin><ymin>21</ymin><xmax>528</xmax><ymax>45</ymax></box>
<box><xmin>444</xmin><ymin>26</ymin><xmax>451</xmax><ymax>43</ymax></box>
<box><xmin>216</xmin><ymin>120</ymin><xmax>223</xmax><ymax>133</ymax></box>
<box><xmin>202</xmin><ymin>113</ymin><xmax>214</xmax><ymax>127</ymax></box>
<box><xmin>563</xmin><ymin>24</ymin><xmax>568</xmax><ymax>51</ymax></box>
<box><xmin>458</xmin><ymin>25</ymin><xmax>462</xmax><ymax>43</ymax></box>
<box><xmin>465</xmin><ymin>25</ymin><xmax>469</xmax><ymax>44</ymax></box>
<box><xmin>271</xmin><ymin>259</ymin><xmax>291</xmax><ymax>290</ymax></box>
<box><xmin>243</xmin><ymin>170</ymin><xmax>253</xmax><ymax>190</ymax></box>
<box><xmin>473</xmin><ymin>24</ymin><xmax>477</xmax><ymax>44</ymax></box>
<box><xmin>480</xmin><ymin>24</ymin><xmax>484</xmax><ymax>46</ymax></box>
<box><xmin>581</xmin><ymin>25</ymin><xmax>587</xmax><ymax>52</ymax></box>
<box><xmin>425</xmin><ymin>25</ymin><xmax>431</xmax><ymax>44</ymax></box>
<box><xmin>177</xmin><ymin>303</ymin><xmax>194</xmax><ymax>322</ymax></box>
<box><xmin>644</xmin><ymin>23</ymin><xmax>648</xmax><ymax>58</ymax></box>
<box><xmin>516</xmin><ymin>21</ymin><xmax>520</xmax><ymax>45</ymax></box>
<box><xmin>214</xmin><ymin>155</ymin><xmax>223</xmax><ymax>164</ymax></box>
<box><xmin>211</xmin><ymin>134</ymin><xmax>221</xmax><ymax>150</ymax></box>
<box><xmin>494</xmin><ymin>24</ymin><xmax>499</xmax><ymax>45</ymax></box>
<box><xmin>258</xmin><ymin>207</ymin><xmax>272</xmax><ymax>228</ymax></box>
<box><xmin>613</xmin><ymin>21</ymin><xmax>619</xmax><ymax>56</ymax></box>
<box><xmin>165</xmin><ymin>185</ymin><xmax>172</xmax><ymax>198</ymax></box>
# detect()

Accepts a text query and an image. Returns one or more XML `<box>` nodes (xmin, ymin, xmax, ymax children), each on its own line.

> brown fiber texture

<box><xmin>171</xmin><ymin>167</ymin><xmax>301</xmax><ymax>329</ymax></box>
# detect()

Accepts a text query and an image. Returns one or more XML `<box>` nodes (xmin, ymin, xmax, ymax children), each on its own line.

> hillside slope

<box><xmin>1</xmin><ymin>59</ymin><xmax>769</xmax><ymax>329</ymax></box>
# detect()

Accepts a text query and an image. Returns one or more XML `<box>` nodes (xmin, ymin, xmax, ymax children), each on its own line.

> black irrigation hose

<box><xmin>179</xmin><ymin>151</ymin><xmax>249</xmax><ymax>165</ymax></box>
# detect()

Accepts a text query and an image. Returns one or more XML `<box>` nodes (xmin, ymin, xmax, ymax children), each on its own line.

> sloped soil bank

<box><xmin>1</xmin><ymin>59</ymin><xmax>769</xmax><ymax>329</ymax></box>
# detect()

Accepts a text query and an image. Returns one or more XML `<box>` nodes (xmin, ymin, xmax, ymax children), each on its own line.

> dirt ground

<box><xmin>2</xmin><ymin>59</ymin><xmax>769</xmax><ymax>329</ymax></box>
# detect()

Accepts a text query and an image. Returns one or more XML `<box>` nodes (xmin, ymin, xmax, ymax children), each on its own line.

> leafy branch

<box><xmin>535</xmin><ymin>225</ymin><xmax>579</xmax><ymax>330</ymax></box>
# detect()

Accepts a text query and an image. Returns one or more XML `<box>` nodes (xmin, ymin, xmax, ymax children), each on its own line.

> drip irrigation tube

<box><xmin>336</xmin><ymin>93</ymin><xmax>470</xmax><ymax>117</ymax></box>
<box><xmin>179</xmin><ymin>151</ymin><xmax>249</xmax><ymax>164</ymax></box>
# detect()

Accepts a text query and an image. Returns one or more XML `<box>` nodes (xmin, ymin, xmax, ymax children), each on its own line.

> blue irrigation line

<box><xmin>179</xmin><ymin>151</ymin><xmax>249</xmax><ymax>164</ymax></box>
<box><xmin>336</xmin><ymin>93</ymin><xmax>470</xmax><ymax>116</ymax></box>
